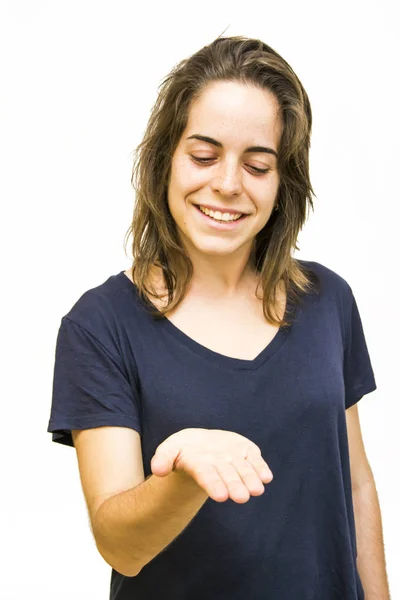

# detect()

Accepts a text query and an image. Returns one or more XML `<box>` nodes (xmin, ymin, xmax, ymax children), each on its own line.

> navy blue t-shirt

<box><xmin>47</xmin><ymin>260</ymin><xmax>377</xmax><ymax>600</ymax></box>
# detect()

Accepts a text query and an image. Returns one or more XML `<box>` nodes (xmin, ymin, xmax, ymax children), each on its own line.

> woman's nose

<box><xmin>211</xmin><ymin>164</ymin><xmax>243</xmax><ymax>197</ymax></box>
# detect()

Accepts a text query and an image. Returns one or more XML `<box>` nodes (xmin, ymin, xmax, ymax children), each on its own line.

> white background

<box><xmin>0</xmin><ymin>0</ymin><xmax>398</xmax><ymax>598</ymax></box>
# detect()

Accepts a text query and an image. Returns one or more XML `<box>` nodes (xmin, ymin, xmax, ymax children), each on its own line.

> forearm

<box><xmin>92</xmin><ymin>470</ymin><xmax>209</xmax><ymax>577</ymax></box>
<box><xmin>353</xmin><ymin>479</ymin><xmax>391</xmax><ymax>599</ymax></box>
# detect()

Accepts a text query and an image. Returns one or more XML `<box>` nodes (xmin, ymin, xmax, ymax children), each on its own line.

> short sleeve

<box><xmin>47</xmin><ymin>317</ymin><xmax>142</xmax><ymax>447</ymax></box>
<box><xmin>343</xmin><ymin>293</ymin><xmax>377</xmax><ymax>409</ymax></box>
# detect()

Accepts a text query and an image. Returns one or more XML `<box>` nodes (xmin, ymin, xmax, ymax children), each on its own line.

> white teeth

<box><xmin>198</xmin><ymin>206</ymin><xmax>242</xmax><ymax>221</ymax></box>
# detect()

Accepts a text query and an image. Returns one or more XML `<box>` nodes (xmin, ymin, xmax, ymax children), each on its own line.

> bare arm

<box><xmin>345</xmin><ymin>406</ymin><xmax>391</xmax><ymax>598</ymax></box>
<box><xmin>353</xmin><ymin>480</ymin><xmax>391</xmax><ymax>599</ymax></box>
<box><xmin>75</xmin><ymin>426</ymin><xmax>271</xmax><ymax>578</ymax></box>
<box><xmin>92</xmin><ymin>469</ymin><xmax>209</xmax><ymax>577</ymax></box>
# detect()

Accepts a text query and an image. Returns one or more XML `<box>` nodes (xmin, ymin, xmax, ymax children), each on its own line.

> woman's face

<box><xmin>167</xmin><ymin>80</ymin><xmax>283</xmax><ymax>263</ymax></box>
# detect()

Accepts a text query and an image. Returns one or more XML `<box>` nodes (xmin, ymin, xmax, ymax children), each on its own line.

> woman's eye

<box><xmin>248</xmin><ymin>165</ymin><xmax>270</xmax><ymax>174</ymax></box>
<box><xmin>191</xmin><ymin>156</ymin><xmax>213</xmax><ymax>163</ymax></box>
<box><xmin>190</xmin><ymin>155</ymin><xmax>269</xmax><ymax>175</ymax></box>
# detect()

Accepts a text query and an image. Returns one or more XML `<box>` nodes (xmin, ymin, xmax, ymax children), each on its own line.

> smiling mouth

<box><xmin>193</xmin><ymin>204</ymin><xmax>247</xmax><ymax>221</ymax></box>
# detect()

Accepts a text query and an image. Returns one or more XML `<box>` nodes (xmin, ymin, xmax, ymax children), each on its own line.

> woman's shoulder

<box><xmin>298</xmin><ymin>259</ymin><xmax>351</xmax><ymax>290</ymax></box>
<box><xmin>297</xmin><ymin>259</ymin><xmax>353</xmax><ymax>313</ymax></box>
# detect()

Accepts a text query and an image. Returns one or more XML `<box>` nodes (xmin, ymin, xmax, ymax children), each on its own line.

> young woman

<box><xmin>47</xmin><ymin>36</ymin><xmax>389</xmax><ymax>599</ymax></box>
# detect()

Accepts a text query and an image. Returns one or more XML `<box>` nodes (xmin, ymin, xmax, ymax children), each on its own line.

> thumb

<box><xmin>151</xmin><ymin>443</ymin><xmax>178</xmax><ymax>477</ymax></box>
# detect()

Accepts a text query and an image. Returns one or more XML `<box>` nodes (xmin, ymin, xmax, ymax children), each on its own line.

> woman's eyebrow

<box><xmin>186</xmin><ymin>134</ymin><xmax>277</xmax><ymax>158</ymax></box>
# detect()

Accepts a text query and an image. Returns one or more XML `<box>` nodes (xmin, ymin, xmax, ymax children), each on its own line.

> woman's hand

<box><xmin>151</xmin><ymin>428</ymin><xmax>273</xmax><ymax>503</ymax></box>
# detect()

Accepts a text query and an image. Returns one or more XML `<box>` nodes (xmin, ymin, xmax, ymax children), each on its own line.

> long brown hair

<box><xmin>123</xmin><ymin>35</ymin><xmax>320</xmax><ymax>327</ymax></box>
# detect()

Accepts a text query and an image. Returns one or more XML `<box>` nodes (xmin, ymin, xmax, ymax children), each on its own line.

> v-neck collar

<box><xmin>118</xmin><ymin>270</ymin><xmax>297</xmax><ymax>372</ymax></box>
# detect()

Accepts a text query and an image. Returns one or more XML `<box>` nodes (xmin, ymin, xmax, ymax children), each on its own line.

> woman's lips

<box><xmin>193</xmin><ymin>204</ymin><xmax>248</xmax><ymax>230</ymax></box>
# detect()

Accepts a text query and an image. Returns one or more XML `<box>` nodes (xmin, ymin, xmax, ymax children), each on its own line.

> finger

<box><xmin>190</xmin><ymin>462</ymin><xmax>229</xmax><ymax>502</ymax></box>
<box><xmin>246</xmin><ymin>452</ymin><xmax>273</xmax><ymax>483</ymax></box>
<box><xmin>232</xmin><ymin>458</ymin><xmax>266</xmax><ymax>495</ymax></box>
<box><xmin>214</xmin><ymin>460</ymin><xmax>250</xmax><ymax>503</ymax></box>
